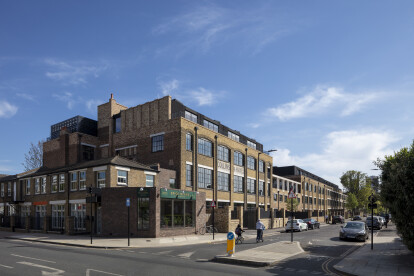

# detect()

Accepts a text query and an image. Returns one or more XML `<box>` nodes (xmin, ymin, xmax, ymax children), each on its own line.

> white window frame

<box><xmin>70</xmin><ymin>172</ymin><xmax>78</xmax><ymax>191</ymax></box>
<box><xmin>35</xmin><ymin>178</ymin><xmax>40</xmax><ymax>194</ymax></box>
<box><xmin>1</xmin><ymin>183</ymin><xmax>4</xmax><ymax>197</ymax></box>
<box><xmin>25</xmin><ymin>180</ymin><xmax>31</xmax><ymax>195</ymax></box>
<box><xmin>79</xmin><ymin>171</ymin><xmax>86</xmax><ymax>190</ymax></box>
<box><xmin>8</xmin><ymin>182</ymin><xmax>11</xmax><ymax>196</ymax></box>
<box><xmin>51</xmin><ymin>175</ymin><xmax>58</xmax><ymax>193</ymax></box>
<box><xmin>41</xmin><ymin>176</ymin><xmax>46</xmax><ymax>194</ymax></box>
<box><xmin>145</xmin><ymin>175</ymin><xmax>154</xmax><ymax>187</ymax></box>
<box><xmin>59</xmin><ymin>174</ymin><xmax>65</xmax><ymax>192</ymax></box>
<box><xmin>97</xmin><ymin>171</ymin><xmax>106</xmax><ymax>188</ymax></box>
<box><xmin>117</xmin><ymin>170</ymin><xmax>128</xmax><ymax>186</ymax></box>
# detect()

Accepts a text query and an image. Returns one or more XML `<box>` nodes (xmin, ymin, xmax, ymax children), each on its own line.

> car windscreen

<box><xmin>344</xmin><ymin>223</ymin><xmax>364</xmax><ymax>229</ymax></box>
<box><xmin>303</xmin><ymin>219</ymin><xmax>311</xmax><ymax>222</ymax></box>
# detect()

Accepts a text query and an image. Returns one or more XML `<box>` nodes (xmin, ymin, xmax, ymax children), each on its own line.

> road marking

<box><xmin>177</xmin><ymin>251</ymin><xmax>195</xmax><ymax>258</ymax></box>
<box><xmin>153</xmin><ymin>250</ymin><xmax>172</xmax><ymax>255</ymax></box>
<box><xmin>0</xmin><ymin>264</ymin><xmax>13</xmax><ymax>269</ymax></box>
<box><xmin>86</xmin><ymin>268</ymin><xmax>124</xmax><ymax>276</ymax></box>
<box><xmin>11</xmin><ymin>254</ymin><xmax>56</xmax><ymax>263</ymax></box>
<box><xmin>17</xmin><ymin>261</ymin><xmax>64</xmax><ymax>275</ymax></box>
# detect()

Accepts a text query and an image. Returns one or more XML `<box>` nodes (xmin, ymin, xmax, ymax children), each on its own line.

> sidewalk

<box><xmin>334</xmin><ymin>225</ymin><xmax>414</xmax><ymax>276</ymax></box>
<box><xmin>213</xmin><ymin>241</ymin><xmax>304</xmax><ymax>267</ymax></box>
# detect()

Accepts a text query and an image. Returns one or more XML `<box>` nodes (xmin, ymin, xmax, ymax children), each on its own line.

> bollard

<box><xmin>227</xmin><ymin>232</ymin><xmax>235</xmax><ymax>257</ymax></box>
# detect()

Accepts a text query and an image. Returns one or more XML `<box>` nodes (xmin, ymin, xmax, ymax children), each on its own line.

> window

<box><xmin>279</xmin><ymin>179</ymin><xmax>283</xmax><ymax>190</ymax></box>
<box><xmin>284</xmin><ymin>195</ymin><xmax>287</xmax><ymax>202</ymax></box>
<box><xmin>185</xmin><ymin>111</ymin><xmax>197</xmax><ymax>123</ymax></box>
<box><xmin>267</xmin><ymin>182</ymin><xmax>271</xmax><ymax>196</ymax></box>
<box><xmin>259</xmin><ymin>160</ymin><xmax>264</xmax><ymax>173</ymax></box>
<box><xmin>234</xmin><ymin>175</ymin><xmax>244</xmax><ymax>193</ymax></box>
<box><xmin>169</xmin><ymin>178</ymin><xmax>176</xmax><ymax>188</ymax></box>
<box><xmin>26</xmin><ymin>179</ymin><xmax>31</xmax><ymax>195</ymax></box>
<box><xmin>186</xmin><ymin>133</ymin><xmax>193</xmax><ymax>151</ymax></box>
<box><xmin>51</xmin><ymin>176</ymin><xmax>58</xmax><ymax>193</ymax></box>
<box><xmin>1</xmin><ymin>183</ymin><xmax>4</xmax><ymax>197</ymax></box>
<box><xmin>314</xmin><ymin>198</ymin><xmax>317</xmax><ymax>204</ymax></box>
<box><xmin>146</xmin><ymin>175</ymin><xmax>154</xmax><ymax>187</ymax></box>
<box><xmin>273</xmin><ymin>178</ymin><xmax>277</xmax><ymax>188</ymax></box>
<box><xmin>71</xmin><ymin>203</ymin><xmax>86</xmax><ymax>231</ymax></box>
<box><xmin>97</xmin><ymin>171</ymin><xmax>106</xmax><ymax>188</ymax></box>
<box><xmin>35</xmin><ymin>178</ymin><xmax>40</xmax><ymax>194</ymax></box>
<box><xmin>258</xmin><ymin>181</ymin><xmax>264</xmax><ymax>196</ymax></box>
<box><xmin>284</xmin><ymin>180</ymin><xmax>288</xmax><ymax>191</ymax></box>
<box><xmin>114</xmin><ymin>116</ymin><xmax>121</xmax><ymax>133</ymax></box>
<box><xmin>117</xmin><ymin>170</ymin><xmax>128</xmax><ymax>186</ymax></box>
<box><xmin>228</xmin><ymin>131</ymin><xmax>239</xmax><ymax>142</ymax></box>
<box><xmin>79</xmin><ymin>171</ymin><xmax>86</xmax><ymax>190</ymax></box>
<box><xmin>51</xmin><ymin>204</ymin><xmax>65</xmax><ymax>230</ymax></box>
<box><xmin>198</xmin><ymin>138</ymin><xmax>212</xmax><ymax>157</ymax></box>
<box><xmin>198</xmin><ymin>167</ymin><xmax>212</xmax><ymax>189</ymax></box>
<box><xmin>203</xmin><ymin>120</ymin><xmax>218</xmax><ymax>132</ymax></box>
<box><xmin>247</xmin><ymin>156</ymin><xmax>256</xmax><ymax>170</ymax></box>
<box><xmin>71</xmin><ymin>172</ymin><xmax>78</xmax><ymax>191</ymax></box>
<box><xmin>298</xmin><ymin>185</ymin><xmax>301</xmax><ymax>193</ymax></box>
<box><xmin>298</xmin><ymin>197</ymin><xmax>301</xmax><ymax>203</ymax></box>
<box><xmin>41</xmin><ymin>177</ymin><xmax>46</xmax><ymax>194</ymax></box>
<box><xmin>279</xmin><ymin>194</ymin><xmax>283</xmax><ymax>202</ymax></box>
<box><xmin>151</xmin><ymin>135</ymin><xmax>164</xmax><ymax>152</ymax></box>
<box><xmin>234</xmin><ymin>151</ymin><xmax>244</xmax><ymax>166</ymax></box>
<box><xmin>217</xmin><ymin>145</ymin><xmax>229</xmax><ymax>162</ymax></box>
<box><xmin>82</xmin><ymin>145</ymin><xmax>94</xmax><ymax>161</ymax></box>
<box><xmin>217</xmin><ymin>172</ymin><xmax>229</xmax><ymax>191</ymax></box>
<box><xmin>186</xmin><ymin>164</ymin><xmax>192</xmax><ymax>187</ymax></box>
<box><xmin>138</xmin><ymin>197</ymin><xmax>150</xmax><ymax>230</ymax></box>
<box><xmin>247</xmin><ymin>140</ymin><xmax>256</xmax><ymax>149</ymax></box>
<box><xmin>59</xmin><ymin>174</ymin><xmax>65</xmax><ymax>192</ymax></box>
<box><xmin>161</xmin><ymin>199</ymin><xmax>195</xmax><ymax>228</ymax></box>
<box><xmin>247</xmin><ymin>178</ymin><xmax>256</xmax><ymax>194</ymax></box>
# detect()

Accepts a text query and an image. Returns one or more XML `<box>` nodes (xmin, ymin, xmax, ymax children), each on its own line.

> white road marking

<box><xmin>0</xmin><ymin>264</ymin><xmax>13</xmax><ymax>269</ymax></box>
<box><xmin>153</xmin><ymin>250</ymin><xmax>172</xmax><ymax>255</ymax></box>
<box><xmin>11</xmin><ymin>254</ymin><xmax>56</xmax><ymax>263</ymax></box>
<box><xmin>86</xmin><ymin>268</ymin><xmax>124</xmax><ymax>276</ymax></box>
<box><xmin>177</xmin><ymin>251</ymin><xmax>195</xmax><ymax>258</ymax></box>
<box><xmin>17</xmin><ymin>261</ymin><xmax>64</xmax><ymax>275</ymax></box>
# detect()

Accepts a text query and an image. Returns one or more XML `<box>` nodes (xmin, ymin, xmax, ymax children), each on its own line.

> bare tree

<box><xmin>22</xmin><ymin>140</ymin><xmax>44</xmax><ymax>171</ymax></box>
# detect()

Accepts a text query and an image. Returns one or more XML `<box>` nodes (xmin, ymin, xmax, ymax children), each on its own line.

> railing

<box><xmin>260</xmin><ymin>208</ymin><xmax>271</xmax><ymax>219</ymax></box>
<box><xmin>14</xmin><ymin>216</ymin><xmax>25</xmax><ymax>229</ymax></box>
<box><xmin>312</xmin><ymin>210</ymin><xmax>318</xmax><ymax>217</ymax></box>
<box><xmin>294</xmin><ymin>212</ymin><xmax>308</xmax><ymax>219</ymax></box>
<box><xmin>31</xmin><ymin>216</ymin><xmax>44</xmax><ymax>230</ymax></box>
<box><xmin>47</xmin><ymin>216</ymin><xmax>65</xmax><ymax>231</ymax></box>
<box><xmin>274</xmin><ymin>209</ymin><xmax>283</xmax><ymax>218</ymax></box>
<box><xmin>0</xmin><ymin>216</ymin><xmax>10</xmax><ymax>227</ymax></box>
<box><xmin>74</xmin><ymin>216</ymin><xmax>86</xmax><ymax>231</ymax></box>
<box><xmin>319</xmin><ymin>211</ymin><xmax>325</xmax><ymax>217</ymax></box>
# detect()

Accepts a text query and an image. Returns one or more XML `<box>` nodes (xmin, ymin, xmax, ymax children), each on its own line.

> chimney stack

<box><xmin>110</xmin><ymin>93</ymin><xmax>114</xmax><ymax>100</ymax></box>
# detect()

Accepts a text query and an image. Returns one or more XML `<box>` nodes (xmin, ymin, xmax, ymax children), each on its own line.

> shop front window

<box><xmin>174</xmin><ymin>200</ymin><xmax>184</xmax><ymax>227</ymax></box>
<box><xmin>138</xmin><ymin>198</ymin><xmax>150</xmax><ymax>230</ymax></box>
<box><xmin>161</xmin><ymin>199</ymin><xmax>195</xmax><ymax>228</ymax></box>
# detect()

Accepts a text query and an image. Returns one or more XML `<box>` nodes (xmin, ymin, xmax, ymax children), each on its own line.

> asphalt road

<box><xmin>0</xmin><ymin>222</ymin><xmax>378</xmax><ymax>276</ymax></box>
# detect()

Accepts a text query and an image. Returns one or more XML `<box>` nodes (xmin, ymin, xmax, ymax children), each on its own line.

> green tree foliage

<box><xmin>375</xmin><ymin>141</ymin><xmax>414</xmax><ymax>251</ymax></box>
<box><xmin>345</xmin><ymin>193</ymin><xmax>359</xmax><ymax>215</ymax></box>
<box><xmin>286</xmin><ymin>198</ymin><xmax>299</xmax><ymax>212</ymax></box>
<box><xmin>340</xmin><ymin>170</ymin><xmax>373</xmax><ymax>212</ymax></box>
<box><xmin>22</xmin><ymin>140</ymin><xmax>44</xmax><ymax>171</ymax></box>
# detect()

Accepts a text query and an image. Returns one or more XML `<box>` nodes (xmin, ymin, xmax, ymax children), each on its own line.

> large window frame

<box><xmin>198</xmin><ymin>138</ymin><xmax>213</xmax><ymax>157</ymax></box>
<box><xmin>186</xmin><ymin>133</ymin><xmax>193</xmax><ymax>151</ymax></box>
<box><xmin>247</xmin><ymin>156</ymin><xmax>256</xmax><ymax>170</ymax></box>
<box><xmin>151</xmin><ymin>134</ymin><xmax>164</xmax><ymax>152</ymax></box>
<box><xmin>41</xmin><ymin>176</ymin><xmax>46</xmax><ymax>194</ymax></box>
<box><xmin>51</xmin><ymin>176</ymin><xmax>58</xmax><ymax>193</ymax></box>
<box><xmin>35</xmin><ymin>178</ymin><xmax>40</xmax><ymax>194</ymax></box>
<box><xmin>117</xmin><ymin>170</ymin><xmax>128</xmax><ymax>186</ymax></box>
<box><xmin>145</xmin><ymin>174</ymin><xmax>154</xmax><ymax>187</ymax></box>
<box><xmin>97</xmin><ymin>171</ymin><xmax>106</xmax><ymax>188</ymax></box>
<box><xmin>161</xmin><ymin>199</ymin><xmax>195</xmax><ymax>228</ymax></box>
<box><xmin>217</xmin><ymin>145</ymin><xmax>229</xmax><ymax>162</ymax></box>
<box><xmin>186</xmin><ymin>164</ymin><xmax>193</xmax><ymax>187</ymax></box>
<box><xmin>247</xmin><ymin>140</ymin><xmax>256</xmax><ymax>149</ymax></box>
<box><xmin>79</xmin><ymin>171</ymin><xmax>86</xmax><ymax>190</ymax></box>
<box><xmin>258</xmin><ymin>181</ymin><xmax>264</xmax><ymax>196</ymax></box>
<box><xmin>259</xmin><ymin>160</ymin><xmax>264</xmax><ymax>173</ymax></box>
<box><xmin>70</xmin><ymin>172</ymin><xmax>78</xmax><ymax>191</ymax></box>
<box><xmin>198</xmin><ymin>167</ymin><xmax>212</xmax><ymax>189</ymax></box>
<box><xmin>247</xmin><ymin>178</ymin><xmax>256</xmax><ymax>194</ymax></box>
<box><xmin>185</xmin><ymin>111</ymin><xmax>197</xmax><ymax>123</ymax></box>
<box><xmin>233</xmin><ymin>175</ymin><xmax>244</xmax><ymax>193</ymax></box>
<box><xmin>59</xmin><ymin>174</ymin><xmax>65</xmax><ymax>192</ymax></box>
<box><xmin>25</xmin><ymin>179</ymin><xmax>31</xmax><ymax>195</ymax></box>
<box><xmin>217</xmin><ymin>172</ymin><xmax>230</xmax><ymax>191</ymax></box>
<box><xmin>203</xmin><ymin>119</ymin><xmax>218</xmax><ymax>132</ymax></box>
<box><xmin>234</xmin><ymin>151</ymin><xmax>244</xmax><ymax>166</ymax></box>
<box><xmin>228</xmin><ymin>131</ymin><xmax>239</xmax><ymax>142</ymax></box>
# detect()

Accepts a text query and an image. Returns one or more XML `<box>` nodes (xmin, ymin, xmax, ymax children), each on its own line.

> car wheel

<box><xmin>299</xmin><ymin>227</ymin><xmax>302</xmax><ymax>232</ymax></box>
<box><xmin>305</xmin><ymin>226</ymin><xmax>308</xmax><ymax>231</ymax></box>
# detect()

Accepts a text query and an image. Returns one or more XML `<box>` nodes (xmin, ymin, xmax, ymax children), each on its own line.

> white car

<box><xmin>285</xmin><ymin>219</ymin><xmax>308</xmax><ymax>232</ymax></box>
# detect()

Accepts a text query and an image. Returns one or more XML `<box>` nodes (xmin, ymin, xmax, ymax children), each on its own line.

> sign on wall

<box><xmin>160</xmin><ymin>189</ymin><xmax>196</xmax><ymax>200</ymax></box>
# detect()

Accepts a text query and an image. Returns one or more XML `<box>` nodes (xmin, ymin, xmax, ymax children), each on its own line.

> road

<box><xmin>0</xmin><ymin>222</ymin><xmax>377</xmax><ymax>275</ymax></box>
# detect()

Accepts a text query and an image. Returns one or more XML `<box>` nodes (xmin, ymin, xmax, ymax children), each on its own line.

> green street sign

<box><xmin>137</xmin><ymin>187</ymin><xmax>150</xmax><ymax>198</ymax></box>
<box><xmin>160</xmin><ymin>189</ymin><xmax>196</xmax><ymax>200</ymax></box>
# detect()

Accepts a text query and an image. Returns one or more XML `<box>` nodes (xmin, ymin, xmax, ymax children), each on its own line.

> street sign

<box><xmin>368</xmin><ymin>203</ymin><xmax>378</xmax><ymax>209</ymax></box>
<box><xmin>227</xmin><ymin>232</ymin><xmax>235</xmax><ymax>257</ymax></box>
<box><xmin>288</xmin><ymin>190</ymin><xmax>296</xmax><ymax>199</ymax></box>
<box><xmin>211</xmin><ymin>201</ymin><xmax>216</xmax><ymax>208</ymax></box>
<box><xmin>126</xmin><ymin>198</ymin><xmax>130</xmax><ymax>207</ymax></box>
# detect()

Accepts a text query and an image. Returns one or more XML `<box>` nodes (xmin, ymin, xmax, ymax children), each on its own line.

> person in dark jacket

<box><xmin>235</xmin><ymin>224</ymin><xmax>244</xmax><ymax>238</ymax></box>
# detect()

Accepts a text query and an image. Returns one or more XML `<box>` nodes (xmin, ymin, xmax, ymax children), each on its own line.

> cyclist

<box><xmin>256</xmin><ymin>219</ymin><xmax>265</xmax><ymax>242</ymax></box>
<box><xmin>235</xmin><ymin>224</ymin><xmax>244</xmax><ymax>240</ymax></box>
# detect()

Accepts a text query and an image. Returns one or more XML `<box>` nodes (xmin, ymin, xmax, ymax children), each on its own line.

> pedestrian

<box><xmin>235</xmin><ymin>224</ymin><xmax>244</xmax><ymax>239</ymax></box>
<box><xmin>256</xmin><ymin>219</ymin><xmax>265</xmax><ymax>242</ymax></box>
<box><xmin>325</xmin><ymin>215</ymin><xmax>328</xmax><ymax>224</ymax></box>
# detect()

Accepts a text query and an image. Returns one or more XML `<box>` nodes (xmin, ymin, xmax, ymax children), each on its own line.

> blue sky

<box><xmin>1</xmin><ymin>1</ymin><xmax>414</xmax><ymax>188</ymax></box>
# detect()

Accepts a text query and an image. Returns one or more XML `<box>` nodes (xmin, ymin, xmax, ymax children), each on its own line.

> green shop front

<box><xmin>101</xmin><ymin>187</ymin><xmax>206</xmax><ymax>238</ymax></box>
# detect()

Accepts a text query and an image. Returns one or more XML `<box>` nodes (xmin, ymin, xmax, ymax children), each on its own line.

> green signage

<box><xmin>160</xmin><ymin>189</ymin><xmax>196</xmax><ymax>200</ymax></box>
<box><xmin>137</xmin><ymin>187</ymin><xmax>150</xmax><ymax>198</ymax></box>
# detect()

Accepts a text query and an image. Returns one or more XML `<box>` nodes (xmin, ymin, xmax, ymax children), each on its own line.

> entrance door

<box><xmin>243</xmin><ymin>209</ymin><xmax>257</xmax><ymax>229</ymax></box>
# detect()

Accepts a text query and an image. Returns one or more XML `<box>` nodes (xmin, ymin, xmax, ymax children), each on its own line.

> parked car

<box><xmin>332</xmin><ymin>215</ymin><xmax>345</xmax><ymax>224</ymax></box>
<box><xmin>339</xmin><ymin>221</ymin><xmax>369</xmax><ymax>242</ymax></box>
<box><xmin>285</xmin><ymin>219</ymin><xmax>308</xmax><ymax>232</ymax></box>
<box><xmin>352</xmin><ymin>215</ymin><xmax>362</xmax><ymax>221</ymax></box>
<box><xmin>366</xmin><ymin>216</ymin><xmax>382</xmax><ymax>230</ymax></box>
<box><xmin>378</xmin><ymin>216</ymin><xmax>386</xmax><ymax>227</ymax></box>
<box><xmin>303</xmin><ymin>218</ymin><xmax>320</xmax><ymax>229</ymax></box>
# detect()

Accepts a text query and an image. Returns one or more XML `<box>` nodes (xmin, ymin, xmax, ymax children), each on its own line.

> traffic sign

<box><xmin>126</xmin><ymin>198</ymin><xmax>130</xmax><ymax>207</ymax></box>
<box><xmin>288</xmin><ymin>189</ymin><xmax>296</xmax><ymax>199</ymax></box>
<box><xmin>227</xmin><ymin>232</ymin><xmax>235</xmax><ymax>240</ymax></box>
<box><xmin>211</xmin><ymin>201</ymin><xmax>216</xmax><ymax>208</ymax></box>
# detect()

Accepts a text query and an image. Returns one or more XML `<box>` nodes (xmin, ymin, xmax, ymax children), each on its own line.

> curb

<box><xmin>5</xmin><ymin>237</ymin><xmax>131</xmax><ymax>249</ymax></box>
<box><xmin>212</xmin><ymin>256</ymin><xmax>275</xmax><ymax>267</ymax></box>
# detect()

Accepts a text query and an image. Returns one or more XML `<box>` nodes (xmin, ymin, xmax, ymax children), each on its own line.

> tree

<box><xmin>345</xmin><ymin>193</ymin><xmax>358</xmax><ymax>216</ymax></box>
<box><xmin>340</xmin><ymin>170</ymin><xmax>373</xmax><ymax>213</ymax></box>
<box><xmin>286</xmin><ymin>198</ymin><xmax>299</xmax><ymax>212</ymax></box>
<box><xmin>357</xmin><ymin>183</ymin><xmax>374</xmax><ymax>211</ymax></box>
<box><xmin>22</xmin><ymin>140</ymin><xmax>44</xmax><ymax>171</ymax></box>
<box><xmin>375</xmin><ymin>140</ymin><xmax>414</xmax><ymax>251</ymax></box>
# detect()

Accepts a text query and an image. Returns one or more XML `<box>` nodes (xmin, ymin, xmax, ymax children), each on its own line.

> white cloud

<box><xmin>188</xmin><ymin>87</ymin><xmax>216</xmax><ymax>106</ymax></box>
<box><xmin>159</xmin><ymin>79</ymin><xmax>180</xmax><ymax>96</ymax></box>
<box><xmin>272</xmin><ymin>130</ymin><xmax>398</xmax><ymax>187</ymax></box>
<box><xmin>53</xmin><ymin>92</ymin><xmax>75</xmax><ymax>109</ymax></box>
<box><xmin>267</xmin><ymin>86</ymin><xmax>380</xmax><ymax>121</ymax></box>
<box><xmin>152</xmin><ymin>3</ymin><xmax>294</xmax><ymax>55</ymax></box>
<box><xmin>0</xmin><ymin>100</ymin><xmax>18</xmax><ymax>118</ymax></box>
<box><xmin>85</xmin><ymin>99</ymin><xmax>104</xmax><ymax>114</ymax></box>
<box><xmin>16</xmin><ymin>93</ymin><xmax>36</xmax><ymax>102</ymax></box>
<box><xmin>45</xmin><ymin>59</ymin><xmax>108</xmax><ymax>85</ymax></box>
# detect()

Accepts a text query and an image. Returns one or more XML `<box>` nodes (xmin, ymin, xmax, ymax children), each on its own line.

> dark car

<box><xmin>352</xmin><ymin>215</ymin><xmax>362</xmax><ymax>221</ymax></box>
<box><xmin>339</xmin><ymin>221</ymin><xmax>369</xmax><ymax>242</ymax></box>
<box><xmin>332</xmin><ymin>215</ymin><xmax>345</xmax><ymax>224</ymax></box>
<box><xmin>303</xmin><ymin>218</ymin><xmax>320</xmax><ymax>229</ymax></box>
<box><xmin>366</xmin><ymin>216</ymin><xmax>382</xmax><ymax>230</ymax></box>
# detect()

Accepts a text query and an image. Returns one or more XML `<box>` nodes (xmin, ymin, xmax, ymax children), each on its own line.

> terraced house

<box><xmin>1</xmin><ymin>95</ymin><xmax>346</xmax><ymax>237</ymax></box>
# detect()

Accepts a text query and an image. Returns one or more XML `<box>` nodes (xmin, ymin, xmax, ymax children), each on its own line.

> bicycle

<box><xmin>235</xmin><ymin>235</ymin><xmax>244</xmax><ymax>244</ymax></box>
<box><xmin>198</xmin><ymin>225</ymin><xmax>218</xmax><ymax>235</ymax></box>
